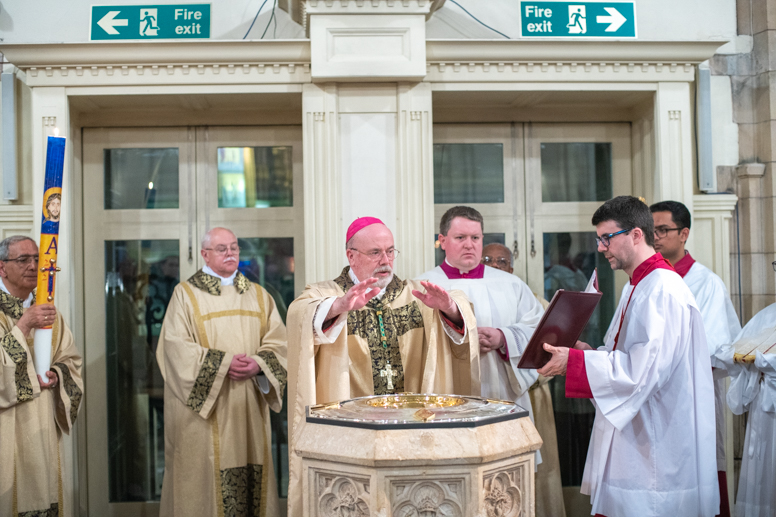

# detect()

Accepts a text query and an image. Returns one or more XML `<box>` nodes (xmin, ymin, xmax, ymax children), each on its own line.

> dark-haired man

<box><xmin>651</xmin><ymin>200</ymin><xmax>740</xmax><ymax>517</ymax></box>
<box><xmin>539</xmin><ymin>196</ymin><xmax>718</xmax><ymax>517</ymax></box>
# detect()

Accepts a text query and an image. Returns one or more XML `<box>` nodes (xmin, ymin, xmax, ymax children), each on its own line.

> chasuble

<box><xmin>156</xmin><ymin>270</ymin><xmax>287</xmax><ymax>517</ymax></box>
<box><xmin>285</xmin><ymin>267</ymin><xmax>480</xmax><ymax>516</ymax></box>
<box><xmin>0</xmin><ymin>291</ymin><xmax>83</xmax><ymax>517</ymax></box>
<box><xmin>567</xmin><ymin>258</ymin><xmax>718</xmax><ymax>517</ymax></box>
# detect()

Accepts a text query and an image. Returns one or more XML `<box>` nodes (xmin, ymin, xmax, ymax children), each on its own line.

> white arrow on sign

<box><xmin>97</xmin><ymin>11</ymin><xmax>129</xmax><ymax>35</ymax></box>
<box><xmin>596</xmin><ymin>7</ymin><xmax>626</xmax><ymax>32</ymax></box>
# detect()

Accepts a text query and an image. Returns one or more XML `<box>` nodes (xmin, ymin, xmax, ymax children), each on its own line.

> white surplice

<box><xmin>716</xmin><ymin>303</ymin><xmax>776</xmax><ymax>517</ymax></box>
<box><xmin>682</xmin><ymin>260</ymin><xmax>742</xmax><ymax>473</ymax></box>
<box><xmin>582</xmin><ymin>268</ymin><xmax>718</xmax><ymax>517</ymax></box>
<box><xmin>417</xmin><ymin>266</ymin><xmax>543</xmax><ymax>414</ymax></box>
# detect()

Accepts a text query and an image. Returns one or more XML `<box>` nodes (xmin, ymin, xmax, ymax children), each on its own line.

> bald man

<box><xmin>286</xmin><ymin>217</ymin><xmax>480</xmax><ymax>516</ymax></box>
<box><xmin>156</xmin><ymin>227</ymin><xmax>288</xmax><ymax>517</ymax></box>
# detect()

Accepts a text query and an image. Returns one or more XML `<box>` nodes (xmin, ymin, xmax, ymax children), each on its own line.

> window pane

<box><xmin>434</xmin><ymin>233</ymin><xmax>504</xmax><ymax>267</ymax></box>
<box><xmin>218</xmin><ymin>147</ymin><xmax>293</xmax><ymax>208</ymax></box>
<box><xmin>105</xmin><ymin>240</ymin><xmax>179</xmax><ymax>502</ymax></box>
<box><xmin>541</xmin><ymin>143</ymin><xmax>612</xmax><ymax>202</ymax></box>
<box><xmin>104</xmin><ymin>148</ymin><xmax>179</xmax><ymax>209</ymax></box>
<box><xmin>236</xmin><ymin>237</ymin><xmax>294</xmax><ymax>498</ymax></box>
<box><xmin>433</xmin><ymin>143</ymin><xmax>504</xmax><ymax>204</ymax></box>
<box><xmin>542</xmin><ymin>231</ymin><xmax>615</xmax><ymax>487</ymax></box>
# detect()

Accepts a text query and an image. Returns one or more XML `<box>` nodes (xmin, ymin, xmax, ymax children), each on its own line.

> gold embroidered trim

<box><xmin>2</xmin><ymin>332</ymin><xmax>33</xmax><ymax>402</ymax></box>
<box><xmin>188</xmin><ymin>270</ymin><xmax>251</xmax><ymax>296</ymax></box>
<box><xmin>220</xmin><ymin>464</ymin><xmax>264</xmax><ymax>517</ymax></box>
<box><xmin>54</xmin><ymin>362</ymin><xmax>82</xmax><ymax>424</ymax></box>
<box><xmin>347</xmin><ymin>301</ymin><xmax>424</xmax><ymax>395</ymax></box>
<box><xmin>201</xmin><ymin>310</ymin><xmax>263</xmax><ymax>322</ymax></box>
<box><xmin>186</xmin><ymin>349</ymin><xmax>226</xmax><ymax>414</ymax></box>
<box><xmin>17</xmin><ymin>503</ymin><xmax>59</xmax><ymax>517</ymax></box>
<box><xmin>234</xmin><ymin>271</ymin><xmax>251</xmax><ymax>295</ymax></box>
<box><xmin>257</xmin><ymin>350</ymin><xmax>287</xmax><ymax>398</ymax></box>
<box><xmin>0</xmin><ymin>289</ymin><xmax>24</xmax><ymax>319</ymax></box>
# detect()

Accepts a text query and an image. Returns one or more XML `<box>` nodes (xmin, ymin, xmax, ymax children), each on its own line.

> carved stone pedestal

<box><xmin>295</xmin><ymin>394</ymin><xmax>543</xmax><ymax>516</ymax></box>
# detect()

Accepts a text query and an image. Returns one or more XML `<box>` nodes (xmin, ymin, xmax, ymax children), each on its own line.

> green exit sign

<box><xmin>520</xmin><ymin>1</ymin><xmax>636</xmax><ymax>38</ymax></box>
<box><xmin>90</xmin><ymin>4</ymin><xmax>211</xmax><ymax>40</ymax></box>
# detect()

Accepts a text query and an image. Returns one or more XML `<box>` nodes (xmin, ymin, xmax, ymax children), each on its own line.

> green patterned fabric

<box><xmin>54</xmin><ymin>361</ymin><xmax>82</xmax><ymax>423</ymax></box>
<box><xmin>256</xmin><ymin>350</ymin><xmax>287</xmax><ymax>398</ymax></box>
<box><xmin>0</xmin><ymin>289</ymin><xmax>25</xmax><ymax>320</ymax></box>
<box><xmin>186</xmin><ymin>349</ymin><xmax>226</xmax><ymax>413</ymax></box>
<box><xmin>1</xmin><ymin>332</ymin><xmax>33</xmax><ymax>403</ymax></box>
<box><xmin>188</xmin><ymin>270</ymin><xmax>251</xmax><ymax>296</ymax></box>
<box><xmin>220</xmin><ymin>464</ymin><xmax>263</xmax><ymax>517</ymax></box>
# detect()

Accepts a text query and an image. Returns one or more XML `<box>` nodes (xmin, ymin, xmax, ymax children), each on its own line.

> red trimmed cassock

<box><xmin>566</xmin><ymin>253</ymin><xmax>719</xmax><ymax>517</ymax></box>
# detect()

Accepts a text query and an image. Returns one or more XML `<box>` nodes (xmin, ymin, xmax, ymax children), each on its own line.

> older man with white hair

<box><xmin>286</xmin><ymin>216</ymin><xmax>480</xmax><ymax>516</ymax></box>
<box><xmin>156</xmin><ymin>227</ymin><xmax>288</xmax><ymax>517</ymax></box>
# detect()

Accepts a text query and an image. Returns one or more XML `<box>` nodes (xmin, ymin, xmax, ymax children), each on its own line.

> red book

<box><xmin>517</xmin><ymin>289</ymin><xmax>602</xmax><ymax>369</ymax></box>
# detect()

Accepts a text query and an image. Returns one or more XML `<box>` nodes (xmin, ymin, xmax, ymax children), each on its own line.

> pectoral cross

<box><xmin>40</xmin><ymin>259</ymin><xmax>61</xmax><ymax>302</ymax></box>
<box><xmin>380</xmin><ymin>361</ymin><xmax>397</xmax><ymax>391</ymax></box>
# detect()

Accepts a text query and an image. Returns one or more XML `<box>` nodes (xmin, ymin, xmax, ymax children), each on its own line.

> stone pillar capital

<box><xmin>735</xmin><ymin>162</ymin><xmax>766</xmax><ymax>179</ymax></box>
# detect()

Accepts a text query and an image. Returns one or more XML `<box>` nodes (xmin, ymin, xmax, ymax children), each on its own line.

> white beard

<box><xmin>372</xmin><ymin>266</ymin><xmax>394</xmax><ymax>288</ymax></box>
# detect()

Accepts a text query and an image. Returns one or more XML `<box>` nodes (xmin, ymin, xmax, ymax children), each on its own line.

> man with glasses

<box><xmin>286</xmin><ymin>216</ymin><xmax>479</xmax><ymax>517</ymax></box>
<box><xmin>418</xmin><ymin>207</ymin><xmax>566</xmax><ymax>517</ymax></box>
<box><xmin>650</xmin><ymin>200</ymin><xmax>741</xmax><ymax>517</ymax></box>
<box><xmin>538</xmin><ymin>196</ymin><xmax>718</xmax><ymax>517</ymax></box>
<box><xmin>0</xmin><ymin>235</ymin><xmax>83</xmax><ymax>517</ymax></box>
<box><xmin>156</xmin><ymin>227</ymin><xmax>288</xmax><ymax>517</ymax></box>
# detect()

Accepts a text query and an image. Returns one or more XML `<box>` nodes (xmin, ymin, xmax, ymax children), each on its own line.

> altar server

<box><xmin>418</xmin><ymin>208</ymin><xmax>565</xmax><ymax>517</ymax></box>
<box><xmin>286</xmin><ymin>217</ymin><xmax>480</xmax><ymax>516</ymax></box>
<box><xmin>717</xmin><ymin>292</ymin><xmax>776</xmax><ymax>517</ymax></box>
<box><xmin>156</xmin><ymin>227</ymin><xmax>287</xmax><ymax>517</ymax></box>
<box><xmin>651</xmin><ymin>200</ymin><xmax>741</xmax><ymax>516</ymax></box>
<box><xmin>539</xmin><ymin>196</ymin><xmax>718</xmax><ymax>517</ymax></box>
<box><xmin>0</xmin><ymin>235</ymin><xmax>83</xmax><ymax>517</ymax></box>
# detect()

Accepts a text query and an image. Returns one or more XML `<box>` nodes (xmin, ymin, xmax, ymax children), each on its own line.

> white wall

<box><xmin>0</xmin><ymin>0</ymin><xmax>304</xmax><ymax>43</ymax></box>
<box><xmin>0</xmin><ymin>0</ymin><xmax>736</xmax><ymax>44</ymax></box>
<box><xmin>427</xmin><ymin>0</ymin><xmax>737</xmax><ymax>41</ymax></box>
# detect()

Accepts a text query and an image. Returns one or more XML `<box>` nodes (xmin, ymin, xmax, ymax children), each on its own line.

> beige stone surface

<box><xmin>296</xmin><ymin>415</ymin><xmax>542</xmax><ymax>517</ymax></box>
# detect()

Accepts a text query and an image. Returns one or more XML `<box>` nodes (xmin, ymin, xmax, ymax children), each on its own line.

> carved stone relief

<box><xmin>481</xmin><ymin>465</ymin><xmax>526</xmax><ymax>517</ymax></box>
<box><xmin>315</xmin><ymin>471</ymin><xmax>371</xmax><ymax>517</ymax></box>
<box><xmin>391</xmin><ymin>478</ymin><xmax>465</xmax><ymax>517</ymax></box>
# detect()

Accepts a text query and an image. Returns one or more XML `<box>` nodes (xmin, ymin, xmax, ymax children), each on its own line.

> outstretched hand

<box><xmin>537</xmin><ymin>343</ymin><xmax>569</xmax><ymax>377</ymax></box>
<box><xmin>412</xmin><ymin>281</ymin><xmax>462</xmax><ymax>324</ymax></box>
<box><xmin>328</xmin><ymin>278</ymin><xmax>382</xmax><ymax>319</ymax></box>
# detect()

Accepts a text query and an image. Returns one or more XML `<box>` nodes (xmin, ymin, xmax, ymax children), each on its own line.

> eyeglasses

<box><xmin>1</xmin><ymin>254</ymin><xmax>39</xmax><ymax>266</ymax></box>
<box><xmin>348</xmin><ymin>248</ymin><xmax>399</xmax><ymax>261</ymax></box>
<box><xmin>595</xmin><ymin>228</ymin><xmax>634</xmax><ymax>248</ymax></box>
<box><xmin>204</xmin><ymin>245</ymin><xmax>240</xmax><ymax>255</ymax></box>
<box><xmin>654</xmin><ymin>226</ymin><xmax>685</xmax><ymax>238</ymax></box>
<box><xmin>482</xmin><ymin>256</ymin><xmax>510</xmax><ymax>267</ymax></box>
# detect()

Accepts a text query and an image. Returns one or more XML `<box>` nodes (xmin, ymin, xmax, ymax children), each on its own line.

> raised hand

<box><xmin>537</xmin><ymin>343</ymin><xmax>569</xmax><ymax>377</ymax></box>
<box><xmin>412</xmin><ymin>281</ymin><xmax>462</xmax><ymax>324</ymax></box>
<box><xmin>327</xmin><ymin>278</ymin><xmax>382</xmax><ymax>320</ymax></box>
<box><xmin>17</xmin><ymin>304</ymin><xmax>58</xmax><ymax>336</ymax></box>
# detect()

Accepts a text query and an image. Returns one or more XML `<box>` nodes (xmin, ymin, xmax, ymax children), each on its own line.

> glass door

<box><xmin>82</xmin><ymin>125</ymin><xmax>302</xmax><ymax>516</ymax></box>
<box><xmin>433</xmin><ymin>121</ymin><xmax>633</xmax><ymax>515</ymax></box>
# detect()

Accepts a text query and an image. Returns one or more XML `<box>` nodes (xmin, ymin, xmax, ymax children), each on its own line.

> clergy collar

<box><xmin>188</xmin><ymin>269</ymin><xmax>250</xmax><ymax>296</ymax></box>
<box><xmin>440</xmin><ymin>259</ymin><xmax>485</xmax><ymax>279</ymax></box>
<box><xmin>672</xmin><ymin>251</ymin><xmax>696</xmax><ymax>278</ymax></box>
<box><xmin>348</xmin><ymin>267</ymin><xmax>387</xmax><ymax>299</ymax></box>
<box><xmin>202</xmin><ymin>265</ymin><xmax>237</xmax><ymax>285</ymax></box>
<box><xmin>630</xmin><ymin>252</ymin><xmax>675</xmax><ymax>286</ymax></box>
<box><xmin>0</xmin><ymin>277</ymin><xmax>33</xmax><ymax>308</ymax></box>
